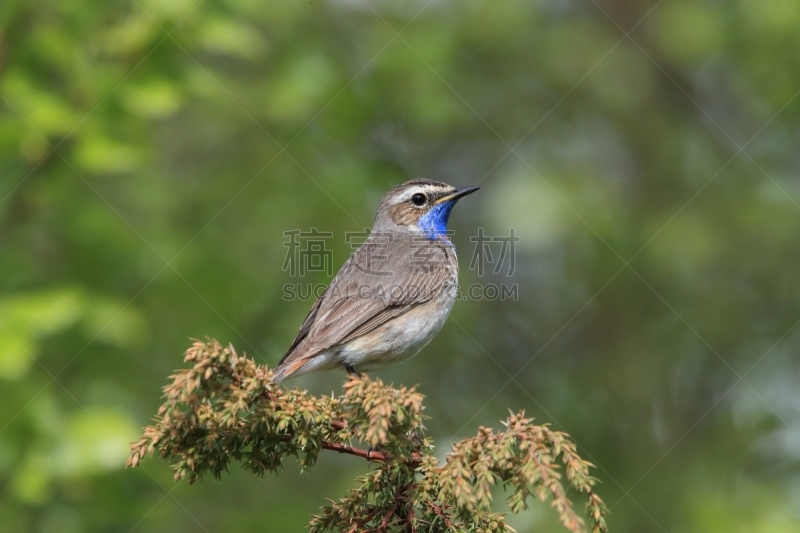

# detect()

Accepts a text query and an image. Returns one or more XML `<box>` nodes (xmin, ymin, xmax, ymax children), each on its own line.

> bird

<box><xmin>272</xmin><ymin>178</ymin><xmax>479</xmax><ymax>383</ymax></box>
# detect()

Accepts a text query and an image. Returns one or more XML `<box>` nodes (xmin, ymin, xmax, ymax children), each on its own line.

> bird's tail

<box><xmin>271</xmin><ymin>358</ymin><xmax>306</xmax><ymax>383</ymax></box>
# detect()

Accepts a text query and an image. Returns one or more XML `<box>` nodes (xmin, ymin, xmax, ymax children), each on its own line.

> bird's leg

<box><xmin>366</xmin><ymin>444</ymin><xmax>387</xmax><ymax>463</ymax></box>
<box><xmin>345</xmin><ymin>364</ymin><xmax>359</xmax><ymax>378</ymax></box>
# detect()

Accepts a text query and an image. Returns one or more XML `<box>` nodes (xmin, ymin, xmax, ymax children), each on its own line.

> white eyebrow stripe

<box><xmin>394</xmin><ymin>186</ymin><xmax>429</xmax><ymax>203</ymax></box>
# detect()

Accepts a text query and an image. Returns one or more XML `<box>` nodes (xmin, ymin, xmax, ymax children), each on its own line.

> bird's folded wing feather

<box><xmin>279</xmin><ymin>235</ymin><xmax>452</xmax><ymax>366</ymax></box>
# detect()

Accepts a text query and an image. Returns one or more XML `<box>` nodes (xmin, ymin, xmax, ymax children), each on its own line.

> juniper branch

<box><xmin>127</xmin><ymin>339</ymin><xmax>608</xmax><ymax>533</ymax></box>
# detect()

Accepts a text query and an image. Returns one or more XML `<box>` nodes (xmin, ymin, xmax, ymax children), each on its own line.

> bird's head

<box><xmin>374</xmin><ymin>179</ymin><xmax>480</xmax><ymax>240</ymax></box>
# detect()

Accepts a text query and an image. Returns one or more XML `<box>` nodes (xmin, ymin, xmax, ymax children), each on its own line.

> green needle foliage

<box><xmin>128</xmin><ymin>340</ymin><xmax>608</xmax><ymax>533</ymax></box>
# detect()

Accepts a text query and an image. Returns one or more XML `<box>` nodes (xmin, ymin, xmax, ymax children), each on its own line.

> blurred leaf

<box><xmin>11</xmin><ymin>452</ymin><xmax>51</xmax><ymax>504</ymax></box>
<box><xmin>0</xmin><ymin>289</ymin><xmax>82</xmax><ymax>379</ymax></box>
<box><xmin>82</xmin><ymin>299</ymin><xmax>148</xmax><ymax>349</ymax></box>
<box><xmin>120</xmin><ymin>80</ymin><xmax>183</xmax><ymax>119</ymax></box>
<box><xmin>50</xmin><ymin>408</ymin><xmax>138</xmax><ymax>476</ymax></box>
<box><xmin>73</xmin><ymin>135</ymin><xmax>145</xmax><ymax>174</ymax></box>
<box><xmin>739</xmin><ymin>0</ymin><xmax>800</xmax><ymax>35</ymax></box>
<box><xmin>0</xmin><ymin>289</ymin><xmax>84</xmax><ymax>338</ymax></box>
<box><xmin>0</xmin><ymin>330</ymin><xmax>33</xmax><ymax>380</ymax></box>
<box><xmin>653</xmin><ymin>2</ymin><xmax>727</xmax><ymax>65</ymax></box>
<box><xmin>0</xmin><ymin>72</ymin><xmax>79</xmax><ymax>137</ymax></box>
<box><xmin>265</xmin><ymin>54</ymin><xmax>337</xmax><ymax>123</ymax></box>
<box><xmin>138</xmin><ymin>0</ymin><xmax>197</xmax><ymax>22</ymax></box>
<box><xmin>487</xmin><ymin>165</ymin><xmax>570</xmax><ymax>251</ymax></box>
<box><xmin>198</xmin><ymin>17</ymin><xmax>268</xmax><ymax>59</ymax></box>
<box><xmin>100</xmin><ymin>15</ymin><xmax>158</xmax><ymax>55</ymax></box>
<box><xmin>645</xmin><ymin>211</ymin><xmax>725</xmax><ymax>275</ymax></box>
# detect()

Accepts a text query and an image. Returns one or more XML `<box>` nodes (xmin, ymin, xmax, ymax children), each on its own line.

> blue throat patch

<box><xmin>417</xmin><ymin>200</ymin><xmax>456</xmax><ymax>241</ymax></box>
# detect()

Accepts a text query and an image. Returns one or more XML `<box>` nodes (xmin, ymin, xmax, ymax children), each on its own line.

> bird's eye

<box><xmin>411</xmin><ymin>193</ymin><xmax>426</xmax><ymax>206</ymax></box>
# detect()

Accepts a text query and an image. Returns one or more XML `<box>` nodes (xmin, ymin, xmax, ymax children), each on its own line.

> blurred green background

<box><xmin>2</xmin><ymin>0</ymin><xmax>800</xmax><ymax>531</ymax></box>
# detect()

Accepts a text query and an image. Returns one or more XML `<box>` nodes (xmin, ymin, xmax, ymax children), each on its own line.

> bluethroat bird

<box><xmin>272</xmin><ymin>179</ymin><xmax>479</xmax><ymax>382</ymax></box>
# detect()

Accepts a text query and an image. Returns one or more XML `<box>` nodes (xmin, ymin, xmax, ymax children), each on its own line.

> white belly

<box><xmin>299</xmin><ymin>282</ymin><xmax>458</xmax><ymax>374</ymax></box>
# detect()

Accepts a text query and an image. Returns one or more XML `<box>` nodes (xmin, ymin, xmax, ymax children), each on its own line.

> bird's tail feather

<box><xmin>271</xmin><ymin>358</ymin><xmax>306</xmax><ymax>383</ymax></box>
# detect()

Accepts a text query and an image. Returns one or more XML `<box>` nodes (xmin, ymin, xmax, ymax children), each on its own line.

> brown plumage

<box><xmin>272</xmin><ymin>179</ymin><xmax>479</xmax><ymax>382</ymax></box>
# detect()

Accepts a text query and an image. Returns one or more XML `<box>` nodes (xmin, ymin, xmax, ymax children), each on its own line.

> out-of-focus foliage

<box><xmin>1</xmin><ymin>0</ymin><xmax>799</xmax><ymax>531</ymax></box>
<box><xmin>129</xmin><ymin>340</ymin><xmax>607</xmax><ymax>533</ymax></box>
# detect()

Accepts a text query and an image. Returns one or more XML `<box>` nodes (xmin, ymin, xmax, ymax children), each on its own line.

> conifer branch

<box><xmin>127</xmin><ymin>339</ymin><xmax>608</xmax><ymax>533</ymax></box>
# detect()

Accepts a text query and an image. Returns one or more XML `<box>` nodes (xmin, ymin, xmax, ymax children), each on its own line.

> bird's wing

<box><xmin>282</xmin><ymin>285</ymin><xmax>327</xmax><ymax>357</ymax></box>
<box><xmin>337</xmin><ymin>302</ymin><xmax>414</xmax><ymax>344</ymax></box>
<box><xmin>278</xmin><ymin>234</ymin><xmax>454</xmax><ymax>369</ymax></box>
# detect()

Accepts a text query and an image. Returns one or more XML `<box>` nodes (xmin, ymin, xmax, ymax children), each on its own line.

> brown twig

<box><xmin>348</xmin><ymin>505</ymin><xmax>382</xmax><ymax>533</ymax></box>
<box><xmin>320</xmin><ymin>440</ymin><xmax>421</xmax><ymax>467</ymax></box>
<box><xmin>426</xmin><ymin>501</ymin><xmax>453</xmax><ymax>529</ymax></box>
<box><xmin>377</xmin><ymin>499</ymin><xmax>401</xmax><ymax>532</ymax></box>
<box><xmin>406</xmin><ymin>489</ymin><xmax>417</xmax><ymax>533</ymax></box>
<box><xmin>321</xmin><ymin>441</ymin><xmax>387</xmax><ymax>461</ymax></box>
<box><xmin>218</xmin><ymin>417</ymin><xmax>420</xmax><ymax>467</ymax></box>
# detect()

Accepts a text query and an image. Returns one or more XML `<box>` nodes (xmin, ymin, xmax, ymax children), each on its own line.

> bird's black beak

<box><xmin>435</xmin><ymin>186</ymin><xmax>481</xmax><ymax>204</ymax></box>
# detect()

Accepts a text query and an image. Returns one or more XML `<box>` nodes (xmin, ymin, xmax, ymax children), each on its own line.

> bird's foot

<box><xmin>366</xmin><ymin>444</ymin><xmax>388</xmax><ymax>463</ymax></box>
<box><xmin>345</xmin><ymin>364</ymin><xmax>361</xmax><ymax>379</ymax></box>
